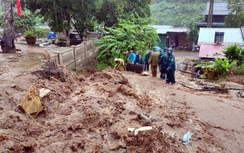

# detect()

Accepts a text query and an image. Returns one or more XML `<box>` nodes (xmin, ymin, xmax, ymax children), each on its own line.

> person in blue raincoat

<box><xmin>128</xmin><ymin>50</ymin><xmax>136</xmax><ymax>64</ymax></box>
<box><xmin>143</xmin><ymin>50</ymin><xmax>151</xmax><ymax>71</ymax></box>
<box><xmin>159</xmin><ymin>47</ymin><xmax>168</xmax><ymax>79</ymax></box>
<box><xmin>166</xmin><ymin>47</ymin><xmax>176</xmax><ymax>84</ymax></box>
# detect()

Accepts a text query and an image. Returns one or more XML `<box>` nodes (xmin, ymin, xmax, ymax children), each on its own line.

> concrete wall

<box><xmin>50</xmin><ymin>40</ymin><xmax>98</xmax><ymax>69</ymax></box>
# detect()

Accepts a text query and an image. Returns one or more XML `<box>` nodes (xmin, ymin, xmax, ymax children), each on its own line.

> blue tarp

<box><xmin>47</xmin><ymin>32</ymin><xmax>56</xmax><ymax>40</ymax></box>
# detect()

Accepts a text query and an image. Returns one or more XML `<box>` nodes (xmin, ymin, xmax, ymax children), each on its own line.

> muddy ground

<box><xmin>0</xmin><ymin>45</ymin><xmax>244</xmax><ymax>153</ymax></box>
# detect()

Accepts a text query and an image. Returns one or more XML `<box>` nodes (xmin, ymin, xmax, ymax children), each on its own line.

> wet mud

<box><xmin>0</xmin><ymin>51</ymin><xmax>244</xmax><ymax>153</ymax></box>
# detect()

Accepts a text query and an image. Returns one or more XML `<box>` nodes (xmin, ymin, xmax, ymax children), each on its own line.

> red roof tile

<box><xmin>199</xmin><ymin>43</ymin><xmax>226</xmax><ymax>58</ymax></box>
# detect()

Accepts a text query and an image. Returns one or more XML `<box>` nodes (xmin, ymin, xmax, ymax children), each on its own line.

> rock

<box><xmin>108</xmin><ymin>141</ymin><xmax>126</xmax><ymax>151</ymax></box>
<box><xmin>19</xmin><ymin>86</ymin><xmax>43</xmax><ymax>118</ymax></box>
<box><xmin>78</xmin><ymin>74</ymin><xmax>86</xmax><ymax>81</ymax></box>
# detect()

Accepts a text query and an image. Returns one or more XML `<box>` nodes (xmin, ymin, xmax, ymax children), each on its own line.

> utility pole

<box><xmin>207</xmin><ymin>0</ymin><xmax>214</xmax><ymax>28</ymax></box>
<box><xmin>1</xmin><ymin>0</ymin><xmax>16</xmax><ymax>53</ymax></box>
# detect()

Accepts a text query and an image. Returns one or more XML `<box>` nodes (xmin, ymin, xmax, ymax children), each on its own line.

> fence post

<box><xmin>84</xmin><ymin>41</ymin><xmax>87</xmax><ymax>63</ymax></box>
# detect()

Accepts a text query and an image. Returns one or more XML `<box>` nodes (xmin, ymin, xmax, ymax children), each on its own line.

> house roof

<box><xmin>201</xmin><ymin>2</ymin><xmax>231</xmax><ymax>15</ymax></box>
<box><xmin>167</xmin><ymin>27</ymin><xmax>188</xmax><ymax>33</ymax></box>
<box><xmin>198</xmin><ymin>28</ymin><xmax>244</xmax><ymax>58</ymax></box>
<box><xmin>198</xmin><ymin>28</ymin><xmax>244</xmax><ymax>45</ymax></box>
<box><xmin>150</xmin><ymin>25</ymin><xmax>188</xmax><ymax>34</ymax></box>
<box><xmin>199</xmin><ymin>43</ymin><xmax>226</xmax><ymax>58</ymax></box>
<box><xmin>149</xmin><ymin>25</ymin><xmax>172</xmax><ymax>34</ymax></box>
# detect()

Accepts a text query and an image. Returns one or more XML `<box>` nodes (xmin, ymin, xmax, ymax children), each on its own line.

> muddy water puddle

<box><xmin>174</xmin><ymin>51</ymin><xmax>199</xmax><ymax>58</ymax></box>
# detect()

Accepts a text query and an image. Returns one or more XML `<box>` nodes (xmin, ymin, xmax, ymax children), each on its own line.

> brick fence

<box><xmin>50</xmin><ymin>40</ymin><xmax>98</xmax><ymax>69</ymax></box>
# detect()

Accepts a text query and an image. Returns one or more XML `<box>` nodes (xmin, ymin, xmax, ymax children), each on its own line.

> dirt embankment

<box><xmin>0</xmin><ymin>52</ymin><xmax>244</xmax><ymax>153</ymax></box>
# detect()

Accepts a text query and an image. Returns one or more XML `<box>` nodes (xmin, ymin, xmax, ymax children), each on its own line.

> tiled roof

<box><xmin>201</xmin><ymin>2</ymin><xmax>232</xmax><ymax>15</ymax></box>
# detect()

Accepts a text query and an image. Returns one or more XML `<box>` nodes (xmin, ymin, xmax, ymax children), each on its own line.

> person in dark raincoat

<box><xmin>143</xmin><ymin>50</ymin><xmax>151</xmax><ymax>71</ymax></box>
<box><xmin>135</xmin><ymin>51</ymin><xmax>142</xmax><ymax>65</ymax></box>
<box><xmin>159</xmin><ymin>47</ymin><xmax>168</xmax><ymax>79</ymax></box>
<box><xmin>158</xmin><ymin>49</ymin><xmax>163</xmax><ymax>72</ymax></box>
<box><xmin>149</xmin><ymin>47</ymin><xmax>159</xmax><ymax>77</ymax></box>
<box><xmin>166</xmin><ymin>47</ymin><xmax>176</xmax><ymax>84</ymax></box>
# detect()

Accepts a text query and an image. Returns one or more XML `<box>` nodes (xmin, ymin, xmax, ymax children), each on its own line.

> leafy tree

<box><xmin>225</xmin><ymin>0</ymin><xmax>244</xmax><ymax>27</ymax></box>
<box><xmin>21</xmin><ymin>0</ymin><xmax>152</xmax><ymax>41</ymax></box>
<box><xmin>224</xmin><ymin>12</ymin><xmax>244</xmax><ymax>27</ymax></box>
<box><xmin>21</xmin><ymin>0</ymin><xmax>100</xmax><ymax>41</ymax></box>
<box><xmin>0</xmin><ymin>11</ymin><xmax>39</xmax><ymax>33</ymax></box>
<box><xmin>95</xmin><ymin>0</ymin><xmax>152</xmax><ymax>27</ymax></box>
<box><xmin>150</xmin><ymin>0</ymin><xmax>226</xmax><ymax>26</ymax></box>
<box><xmin>187</xmin><ymin>21</ymin><xmax>198</xmax><ymax>42</ymax></box>
<box><xmin>94</xmin><ymin>15</ymin><xmax>159</xmax><ymax>70</ymax></box>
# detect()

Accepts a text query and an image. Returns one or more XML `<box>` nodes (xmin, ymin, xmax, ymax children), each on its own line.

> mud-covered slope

<box><xmin>0</xmin><ymin>54</ymin><xmax>244</xmax><ymax>152</ymax></box>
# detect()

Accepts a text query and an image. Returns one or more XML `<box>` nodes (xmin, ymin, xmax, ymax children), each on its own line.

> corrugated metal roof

<box><xmin>201</xmin><ymin>2</ymin><xmax>231</xmax><ymax>15</ymax></box>
<box><xmin>149</xmin><ymin>25</ymin><xmax>188</xmax><ymax>34</ymax></box>
<box><xmin>199</xmin><ymin>43</ymin><xmax>226</xmax><ymax>58</ymax></box>
<box><xmin>198</xmin><ymin>28</ymin><xmax>244</xmax><ymax>44</ymax></box>
<box><xmin>150</xmin><ymin>25</ymin><xmax>173</xmax><ymax>34</ymax></box>
<box><xmin>168</xmin><ymin>27</ymin><xmax>188</xmax><ymax>33</ymax></box>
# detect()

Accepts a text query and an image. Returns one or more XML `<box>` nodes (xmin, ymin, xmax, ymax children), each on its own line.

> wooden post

<box><xmin>207</xmin><ymin>0</ymin><xmax>214</xmax><ymax>28</ymax></box>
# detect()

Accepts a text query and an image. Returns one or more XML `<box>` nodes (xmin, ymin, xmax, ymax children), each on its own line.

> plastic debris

<box><xmin>180</xmin><ymin>131</ymin><xmax>193</xmax><ymax>145</ymax></box>
<box><xmin>141</xmin><ymin>71</ymin><xmax>149</xmax><ymax>76</ymax></box>
<box><xmin>128</xmin><ymin>128</ymin><xmax>135</xmax><ymax>132</ymax></box>
<box><xmin>134</xmin><ymin>126</ymin><xmax>152</xmax><ymax>136</ymax></box>
<box><xmin>137</xmin><ymin>113</ymin><xmax>151</xmax><ymax>122</ymax></box>
<box><xmin>39</xmin><ymin>88</ymin><xmax>51</xmax><ymax>98</ymax></box>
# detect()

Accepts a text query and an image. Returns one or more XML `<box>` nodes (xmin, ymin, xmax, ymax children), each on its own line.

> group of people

<box><xmin>127</xmin><ymin>50</ymin><xmax>144</xmax><ymax>65</ymax></box>
<box><xmin>146</xmin><ymin>47</ymin><xmax>175</xmax><ymax>84</ymax></box>
<box><xmin>114</xmin><ymin>46</ymin><xmax>175</xmax><ymax>84</ymax></box>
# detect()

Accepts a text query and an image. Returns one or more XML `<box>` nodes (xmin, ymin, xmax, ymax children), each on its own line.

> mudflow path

<box><xmin>0</xmin><ymin>52</ymin><xmax>244</xmax><ymax>153</ymax></box>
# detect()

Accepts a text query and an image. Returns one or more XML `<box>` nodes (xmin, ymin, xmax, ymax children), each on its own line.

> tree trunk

<box><xmin>1</xmin><ymin>0</ymin><xmax>16</xmax><ymax>53</ymax></box>
<box><xmin>65</xmin><ymin>15</ymin><xmax>72</xmax><ymax>46</ymax></box>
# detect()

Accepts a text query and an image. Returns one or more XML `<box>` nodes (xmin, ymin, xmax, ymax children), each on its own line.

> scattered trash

<box><xmin>10</xmin><ymin>84</ymin><xmax>17</xmax><ymax>88</ymax></box>
<box><xmin>140</xmin><ymin>71</ymin><xmax>149</xmax><ymax>76</ymax></box>
<box><xmin>137</xmin><ymin>113</ymin><xmax>151</xmax><ymax>122</ymax></box>
<box><xmin>19</xmin><ymin>86</ymin><xmax>43</xmax><ymax>118</ymax></box>
<box><xmin>161</xmin><ymin>127</ymin><xmax>167</xmax><ymax>136</ymax></box>
<box><xmin>237</xmin><ymin>90</ymin><xmax>244</xmax><ymax>98</ymax></box>
<box><xmin>128</xmin><ymin>128</ymin><xmax>135</xmax><ymax>132</ymax></box>
<box><xmin>134</xmin><ymin>126</ymin><xmax>152</xmax><ymax>136</ymax></box>
<box><xmin>179</xmin><ymin>131</ymin><xmax>193</xmax><ymax>145</ymax></box>
<box><xmin>39</xmin><ymin>88</ymin><xmax>51</xmax><ymax>98</ymax></box>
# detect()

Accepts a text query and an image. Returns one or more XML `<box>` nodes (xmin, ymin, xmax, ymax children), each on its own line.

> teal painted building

<box><xmin>150</xmin><ymin>25</ymin><xmax>189</xmax><ymax>49</ymax></box>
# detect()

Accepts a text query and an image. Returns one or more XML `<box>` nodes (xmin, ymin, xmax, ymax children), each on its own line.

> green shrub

<box><xmin>230</xmin><ymin>61</ymin><xmax>244</xmax><ymax>75</ymax></box>
<box><xmin>223</xmin><ymin>44</ymin><xmax>244</xmax><ymax>65</ymax></box>
<box><xmin>97</xmin><ymin>63</ymin><xmax>109</xmax><ymax>72</ymax></box>
<box><xmin>34</xmin><ymin>27</ymin><xmax>48</xmax><ymax>38</ymax></box>
<box><xmin>24</xmin><ymin>29</ymin><xmax>35</xmax><ymax>37</ymax></box>
<box><xmin>94</xmin><ymin>15</ymin><xmax>159</xmax><ymax>67</ymax></box>
<box><xmin>195</xmin><ymin>58</ymin><xmax>230</xmax><ymax>79</ymax></box>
